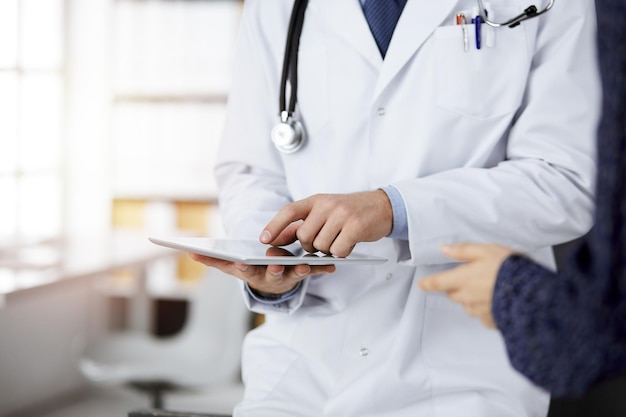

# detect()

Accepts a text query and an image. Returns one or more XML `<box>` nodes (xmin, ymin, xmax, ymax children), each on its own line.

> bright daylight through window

<box><xmin>0</xmin><ymin>0</ymin><xmax>64</xmax><ymax>243</ymax></box>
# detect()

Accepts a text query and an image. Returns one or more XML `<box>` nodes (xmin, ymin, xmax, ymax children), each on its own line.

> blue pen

<box><xmin>474</xmin><ymin>14</ymin><xmax>482</xmax><ymax>50</ymax></box>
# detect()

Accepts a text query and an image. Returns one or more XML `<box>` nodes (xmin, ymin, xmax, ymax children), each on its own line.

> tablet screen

<box><xmin>149</xmin><ymin>237</ymin><xmax>388</xmax><ymax>265</ymax></box>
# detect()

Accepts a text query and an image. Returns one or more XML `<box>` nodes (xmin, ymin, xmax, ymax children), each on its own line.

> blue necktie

<box><xmin>362</xmin><ymin>0</ymin><xmax>408</xmax><ymax>58</ymax></box>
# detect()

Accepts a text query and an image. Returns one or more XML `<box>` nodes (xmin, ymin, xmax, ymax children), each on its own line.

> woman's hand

<box><xmin>419</xmin><ymin>243</ymin><xmax>516</xmax><ymax>328</ymax></box>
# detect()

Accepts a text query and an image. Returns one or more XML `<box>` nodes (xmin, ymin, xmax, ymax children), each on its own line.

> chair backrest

<box><xmin>76</xmin><ymin>263</ymin><xmax>251</xmax><ymax>391</ymax></box>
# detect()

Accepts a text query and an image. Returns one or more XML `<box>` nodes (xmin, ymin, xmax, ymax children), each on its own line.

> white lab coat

<box><xmin>216</xmin><ymin>0</ymin><xmax>601</xmax><ymax>416</ymax></box>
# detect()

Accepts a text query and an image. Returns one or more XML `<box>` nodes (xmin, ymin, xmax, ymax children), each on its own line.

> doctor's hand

<box><xmin>260</xmin><ymin>190</ymin><xmax>393</xmax><ymax>258</ymax></box>
<box><xmin>418</xmin><ymin>243</ymin><xmax>516</xmax><ymax>329</ymax></box>
<box><xmin>189</xmin><ymin>248</ymin><xmax>335</xmax><ymax>295</ymax></box>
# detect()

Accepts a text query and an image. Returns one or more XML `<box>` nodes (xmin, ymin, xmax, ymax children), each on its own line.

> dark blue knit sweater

<box><xmin>493</xmin><ymin>0</ymin><xmax>626</xmax><ymax>398</ymax></box>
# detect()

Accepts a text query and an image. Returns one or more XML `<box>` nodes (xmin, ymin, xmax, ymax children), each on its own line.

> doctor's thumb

<box><xmin>260</xmin><ymin>230</ymin><xmax>272</xmax><ymax>244</ymax></box>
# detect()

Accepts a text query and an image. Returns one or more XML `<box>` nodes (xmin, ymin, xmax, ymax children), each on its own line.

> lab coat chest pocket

<box><xmin>297</xmin><ymin>46</ymin><xmax>330</xmax><ymax>136</ymax></box>
<box><xmin>433</xmin><ymin>23</ymin><xmax>530</xmax><ymax>119</ymax></box>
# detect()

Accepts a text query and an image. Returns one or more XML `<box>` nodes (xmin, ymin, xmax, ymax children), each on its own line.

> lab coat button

<box><xmin>360</xmin><ymin>348</ymin><xmax>369</xmax><ymax>357</ymax></box>
<box><xmin>377</xmin><ymin>107</ymin><xmax>386</xmax><ymax>116</ymax></box>
<box><xmin>385</xmin><ymin>273</ymin><xmax>393</xmax><ymax>280</ymax></box>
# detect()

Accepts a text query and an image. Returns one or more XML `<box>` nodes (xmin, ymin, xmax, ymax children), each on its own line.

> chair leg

<box><xmin>151</xmin><ymin>387</ymin><xmax>164</xmax><ymax>409</ymax></box>
<box><xmin>128</xmin><ymin>381</ymin><xmax>176</xmax><ymax>410</ymax></box>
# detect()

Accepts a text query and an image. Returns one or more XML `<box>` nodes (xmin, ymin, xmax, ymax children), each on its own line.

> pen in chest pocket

<box><xmin>455</xmin><ymin>5</ymin><xmax>496</xmax><ymax>52</ymax></box>
<box><xmin>456</xmin><ymin>13</ymin><xmax>469</xmax><ymax>52</ymax></box>
<box><xmin>472</xmin><ymin>7</ymin><xmax>483</xmax><ymax>50</ymax></box>
<box><xmin>474</xmin><ymin>16</ymin><xmax>482</xmax><ymax>49</ymax></box>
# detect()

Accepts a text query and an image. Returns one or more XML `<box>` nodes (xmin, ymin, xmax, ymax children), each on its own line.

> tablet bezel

<box><xmin>148</xmin><ymin>237</ymin><xmax>388</xmax><ymax>265</ymax></box>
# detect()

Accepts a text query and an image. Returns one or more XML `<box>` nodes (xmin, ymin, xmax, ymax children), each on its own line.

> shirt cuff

<box><xmin>244</xmin><ymin>280</ymin><xmax>303</xmax><ymax>305</ymax></box>
<box><xmin>380</xmin><ymin>185</ymin><xmax>409</xmax><ymax>240</ymax></box>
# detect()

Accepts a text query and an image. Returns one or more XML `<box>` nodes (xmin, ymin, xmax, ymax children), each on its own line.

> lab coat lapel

<box><xmin>374</xmin><ymin>0</ymin><xmax>459</xmax><ymax>98</ymax></box>
<box><xmin>311</xmin><ymin>0</ymin><xmax>382</xmax><ymax>70</ymax></box>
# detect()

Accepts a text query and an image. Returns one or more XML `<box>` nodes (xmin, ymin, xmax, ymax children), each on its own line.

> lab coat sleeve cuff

<box><xmin>380</xmin><ymin>185</ymin><xmax>409</xmax><ymax>240</ymax></box>
<box><xmin>240</xmin><ymin>278</ymin><xmax>309</xmax><ymax>315</ymax></box>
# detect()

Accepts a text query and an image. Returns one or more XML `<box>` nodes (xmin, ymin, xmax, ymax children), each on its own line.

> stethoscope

<box><xmin>478</xmin><ymin>0</ymin><xmax>555</xmax><ymax>28</ymax></box>
<box><xmin>271</xmin><ymin>0</ymin><xmax>309</xmax><ymax>154</ymax></box>
<box><xmin>271</xmin><ymin>0</ymin><xmax>556</xmax><ymax>154</ymax></box>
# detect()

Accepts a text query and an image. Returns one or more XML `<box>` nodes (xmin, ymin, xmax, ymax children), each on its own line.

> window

<box><xmin>0</xmin><ymin>0</ymin><xmax>65</xmax><ymax>242</ymax></box>
<box><xmin>0</xmin><ymin>0</ymin><xmax>243</xmax><ymax>294</ymax></box>
<box><xmin>111</xmin><ymin>0</ymin><xmax>242</xmax><ymax>200</ymax></box>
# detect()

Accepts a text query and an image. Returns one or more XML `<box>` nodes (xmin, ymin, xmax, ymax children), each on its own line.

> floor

<box><xmin>15</xmin><ymin>376</ymin><xmax>626</xmax><ymax>417</ymax></box>
<box><xmin>16</xmin><ymin>383</ymin><xmax>244</xmax><ymax>417</ymax></box>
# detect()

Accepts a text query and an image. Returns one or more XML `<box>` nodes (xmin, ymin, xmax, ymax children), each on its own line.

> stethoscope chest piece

<box><xmin>273</xmin><ymin>0</ymin><xmax>309</xmax><ymax>154</ymax></box>
<box><xmin>271</xmin><ymin>111</ymin><xmax>305</xmax><ymax>154</ymax></box>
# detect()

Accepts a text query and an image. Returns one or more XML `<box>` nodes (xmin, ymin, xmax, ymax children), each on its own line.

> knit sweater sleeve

<box><xmin>492</xmin><ymin>247</ymin><xmax>618</xmax><ymax>397</ymax></box>
<box><xmin>492</xmin><ymin>0</ymin><xmax>626</xmax><ymax>396</ymax></box>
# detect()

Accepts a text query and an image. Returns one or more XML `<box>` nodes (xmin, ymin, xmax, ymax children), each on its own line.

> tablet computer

<box><xmin>148</xmin><ymin>237</ymin><xmax>388</xmax><ymax>266</ymax></box>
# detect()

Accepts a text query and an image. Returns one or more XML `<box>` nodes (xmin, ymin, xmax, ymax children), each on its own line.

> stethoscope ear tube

<box><xmin>477</xmin><ymin>0</ymin><xmax>555</xmax><ymax>28</ymax></box>
<box><xmin>272</xmin><ymin>0</ymin><xmax>309</xmax><ymax>154</ymax></box>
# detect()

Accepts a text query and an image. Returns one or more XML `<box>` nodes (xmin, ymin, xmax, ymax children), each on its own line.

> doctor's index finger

<box><xmin>261</xmin><ymin>200</ymin><xmax>313</xmax><ymax>244</ymax></box>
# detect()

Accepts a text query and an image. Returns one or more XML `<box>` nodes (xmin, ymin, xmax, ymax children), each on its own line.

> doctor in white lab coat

<box><xmin>192</xmin><ymin>0</ymin><xmax>601</xmax><ymax>416</ymax></box>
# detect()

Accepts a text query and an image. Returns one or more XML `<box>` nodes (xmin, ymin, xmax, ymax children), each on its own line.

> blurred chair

<box><xmin>78</xmin><ymin>268</ymin><xmax>251</xmax><ymax>410</ymax></box>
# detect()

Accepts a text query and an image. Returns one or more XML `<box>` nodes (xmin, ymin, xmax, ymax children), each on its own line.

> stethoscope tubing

<box><xmin>279</xmin><ymin>0</ymin><xmax>309</xmax><ymax>118</ymax></box>
<box><xmin>272</xmin><ymin>0</ymin><xmax>555</xmax><ymax>153</ymax></box>
<box><xmin>477</xmin><ymin>0</ymin><xmax>555</xmax><ymax>28</ymax></box>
